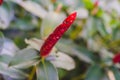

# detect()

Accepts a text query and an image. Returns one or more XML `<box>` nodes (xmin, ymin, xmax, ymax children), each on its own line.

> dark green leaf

<box><xmin>85</xmin><ymin>64</ymin><xmax>104</xmax><ymax>80</ymax></box>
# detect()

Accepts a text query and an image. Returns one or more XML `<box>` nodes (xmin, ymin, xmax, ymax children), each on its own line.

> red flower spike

<box><xmin>0</xmin><ymin>0</ymin><xmax>3</xmax><ymax>5</ymax></box>
<box><xmin>94</xmin><ymin>0</ymin><xmax>99</xmax><ymax>7</ymax></box>
<box><xmin>112</xmin><ymin>53</ymin><xmax>120</xmax><ymax>64</ymax></box>
<box><xmin>40</xmin><ymin>12</ymin><xmax>77</xmax><ymax>57</ymax></box>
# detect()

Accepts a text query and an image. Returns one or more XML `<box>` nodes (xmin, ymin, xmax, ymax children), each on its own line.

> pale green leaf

<box><xmin>0</xmin><ymin>62</ymin><xmax>29</xmax><ymax>79</ymax></box>
<box><xmin>25</xmin><ymin>38</ymin><xmax>44</xmax><ymax>51</ymax></box>
<box><xmin>15</xmin><ymin>1</ymin><xmax>47</xmax><ymax>19</ymax></box>
<box><xmin>0</xmin><ymin>2</ymin><xmax>14</xmax><ymax>29</ymax></box>
<box><xmin>9</xmin><ymin>48</ymin><xmax>39</xmax><ymax>68</ymax></box>
<box><xmin>36</xmin><ymin>61</ymin><xmax>58</xmax><ymax>80</ymax></box>
<box><xmin>0</xmin><ymin>32</ymin><xmax>4</xmax><ymax>53</ymax></box>
<box><xmin>0</xmin><ymin>54</ymin><xmax>12</xmax><ymax>64</ymax></box>
<box><xmin>50</xmin><ymin>52</ymin><xmax>75</xmax><ymax>70</ymax></box>
<box><xmin>0</xmin><ymin>38</ymin><xmax>19</xmax><ymax>56</ymax></box>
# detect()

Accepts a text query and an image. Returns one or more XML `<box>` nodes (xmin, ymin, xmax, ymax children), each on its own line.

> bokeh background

<box><xmin>0</xmin><ymin>0</ymin><xmax>120</xmax><ymax>80</ymax></box>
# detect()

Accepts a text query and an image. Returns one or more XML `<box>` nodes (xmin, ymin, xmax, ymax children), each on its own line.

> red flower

<box><xmin>94</xmin><ymin>0</ymin><xmax>99</xmax><ymax>7</ymax></box>
<box><xmin>112</xmin><ymin>53</ymin><xmax>120</xmax><ymax>64</ymax></box>
<box><xmin>40</xmin><ymin>12</ymin><xmax>77</xmax><ymax>57</ymax></box>
<box><xmin>0</xmin><ymin>0</ymin><xmax>3</xmax><ymax>5</ymax></box>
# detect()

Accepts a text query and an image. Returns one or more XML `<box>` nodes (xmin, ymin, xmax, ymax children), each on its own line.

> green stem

<box><xmin>42</xmin><ymin>57</ymin><xmax>48</xmax><ymax>80</ymax></box>
<box><xmin>28</xmin><ymin>66</ymin><xmax>36</xmax><ymax>80</ymax></box>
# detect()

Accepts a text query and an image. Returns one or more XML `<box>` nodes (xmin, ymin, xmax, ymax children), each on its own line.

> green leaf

<box><xmin>12</xmin><ymin>0</ymin><xmax>47</xmax><ymax>19</ymax></box>
<box><xmin>25</xmin><ymin>38</ymin><xmax>44</xmax><ymax>51</ymax></box>
<box><xmin>0</xmin><ymin>2</ymin><xmax>14</xmax><ymax>29</ymax></box>
<box><xmin>85</xmin><ymin>17</ymin><xmax>98</xmax><ymax>38</ymax></box>
<box><xmin>95</xmin><ymin>18</ymin><xmax>108</xmax><ymax>38</ymax></box>
<box><xmin>50</xmin><ymin>52</ymin><xmax>75</xmax><ymax>70</ymax></box>
<box><xmin>112</xmin><ymin>27</ymin><xmax>120</xmax><ymax>40</ymax></box>
<box><xmin>36</xmin><ymin>61</ymin><xmax>58</xmax><ymax>80</ymax></box>
<box><xmin>86</xmin><ymin>17</ymin><xmax>108</xmax><ymax>38</ymax></box>
<box><xmin>36</xmin><ymin>0</ymin><xmax>51</xmax><ymax>9</ymax></box>
<box><xmin>0</xmin><ymin>38</ymin><xmax>19</xmax><ymax>56</ymax></box>
<box><xmin>0</xmin><ymin>62</ymin><xmax>29</xmax><ymax>79</ymax></box>
<box><xmin>0</xmin><ymin>54</ymin><xmax>12</xmax><ymax>64</ymax></box>
<box><xmin>110</xmin><ymin>66</ymin><xmax>120</xmax><ymax>80</ymax></box>
<box><xmin>9</xmin><ymin>48</ymin><xmax>40</xmax><ymax>68</ymax></box>
<box><xmin>85</xmin><ymin>64</ymin><xmax>104</xmax><ymax>80</ymax></box>
<box><xmin>56</xmin><ymin>39</ymin><xmax>95</xmax><ymax>63</ymax></box>
<box><xmin>0</xmin><ymin>32</ymin><xmax>4</xmax><ymax>53</ymax></box>
<box><xmin>13</xmin><ymin>18</ymin><xmax>37</xmax><ymax>31</ymax></box>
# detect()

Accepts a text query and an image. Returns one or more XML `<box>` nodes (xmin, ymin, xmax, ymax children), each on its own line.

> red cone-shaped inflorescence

<box><xmin>113</xmin><ymin>53</ymin><xmax>120</xmax><ymax>64</ymax></box>
<box><xmin>40</xmin><ymin>12</ymin><xmax>77</xmax><ymax>57</ymax></box>
<box><xmin>0</xmin><ymin>0</ymin><xmax>3</xmax><ymax>5</ymax></box>
<box><xmin>94</xmin><ymin>0</ymin><xmax>99</xmax><ymax>7</ymax></box>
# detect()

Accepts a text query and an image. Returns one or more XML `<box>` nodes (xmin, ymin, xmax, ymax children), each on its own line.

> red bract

<box><xmin>0</xmin><ymin>0</ymin><xmax>3</xmax><ymax>5</ymax></box>
<box><xmin>112</xmin><ymin>53</ymin><xmax>120</xmax><ymax>64</ymax></box>
<box><xmin>94</xmin><ymin>0</ymin><xmax>99</xmax><ymax>7</ymax></box>
<box><xmin>40</xmin><ymin>12</ymin><xmax>77</xmax><ymax>57</ymax></box>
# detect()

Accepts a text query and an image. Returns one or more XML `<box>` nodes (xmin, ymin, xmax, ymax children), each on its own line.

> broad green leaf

<box><xmin>0</xmin><ymin>62</ymin><xmax>29</xmax><ymax>79</ymax></box>
<box><xmin>85</xmin><ymin>64</ymin><xmax>104</xmax><ymax>80</ymax></box>
<box><xmin>95</xmin><ymin>18</ymin><xmax>108</xmax><ymax>38</ymax></box>
<box><xmin>50</xmin><ymin>52</ymin><xmax>75</xmax><ymax>70</ymax></box>
<box><xmin>25</xmin><ymin>38</ymin><xmax>44</xmax><ymax>51</ymax></box>
<box><xmin>112</xmin><ymin>27</ymin><xmax>120</xmax><ymax>40</ymax></box>
<box><xmin>40</xmin><ymin>12</ymin><xmax>66</xmax><ymax>38</ymax></box>
<box><xmin>0</xmin><ymin>38</ymin><xmax>19</xmax><ymax>56</ymax></box>
<box><xmin>9</xmin><ymin>48</ymin><xmax>39</xmax><ymax>68</ymax></box>
<box><xmin>85</xmin><ymin>17</ymin><xmax>97</xmax><ymax>38</ymax></box>
<box><xmin>36</xmin><ymin>61</ymin><xmax>58</xmax><ymax>80</ymax></box>
<box><xmin>0</xmin><ymin>54</ymin><xmax>12</xmax><ymax>64</ymax></box>
<box><xmin>14</xmin><ymin>1</ymin><xmax>47</xmax><ymax>19</ymax></box>
<box><xmin>0</xmin><ymin>2</ymin><xmax>14</xmax><ymax>29</ymax></box>
<box><xmin>37</xmin><ymin>0</ymin><xmax>52</xmax><ymax>10</ymax></box>
<box><xmin>56</xmin><ymin>39</ymin><xmax>95</xmax><ymax>63</ymax></box>
<box><xmin>110</xmin><ymin>66</ymin><xmax>120</xmax><ymax>80</ymax></box>
<box><xmin>76</xmin><ymin>47</ymin><xmax>97</xmax><ymax>62</ymax></box>
<box><xmin>13</xmin><ymin>17</ymin><xmax>37</xmax><ymax>31</ymax></box>
<box><xmin>0</xmin><ymin>32</ymin><xmax>4</xmax><ymax>53</ymax></box>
